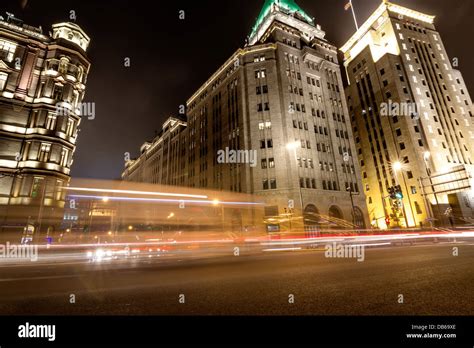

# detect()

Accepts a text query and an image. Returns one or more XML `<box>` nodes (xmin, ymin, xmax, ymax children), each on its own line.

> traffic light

<box><xmin>394</xmin><ymin>185</ymin><xmax>403</xmax><ymax>199</ymax></box>
<box><xmin>385</xmin><ymin>216</ymin><xmax>390</xmax><ymax>226</ymax></box>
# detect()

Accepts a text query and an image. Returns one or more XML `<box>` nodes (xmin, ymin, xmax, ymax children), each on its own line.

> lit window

<box><xmin>0</xmin><ymin>39</ymin><xmax>17</xmax><ymax>62</ymax></box>
<box><xmin>268</xmin><ymin>158</ymin><xmax>275</xmax><ymax>168</ymax></box>
<box><xmin>255</xmin><ymin>69</ymin><xmax>266</xmax><ymax>79</ymax></box>
<box><xmin>38</xmin><ymin>143</ymin><xmax>51</xmax><ymax>162</ymax></box>
<box><xmin>45</xmin><ymin>113</ymin><xmax>57</xmax><ymax>130</ymax></box>
<box><xmin>60</xmin><ymin>148</ymin><xmax>69</xmax><ymax>167</ymax></box>
<box><xmin>66</xmin><ymin>119</ymin><xmax>75</xmax><ymax>136</ymax></box>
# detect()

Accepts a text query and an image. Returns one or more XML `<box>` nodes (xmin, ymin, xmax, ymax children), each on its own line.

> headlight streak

<box><xmin>66</xmin><ymin>187</ymin><xmax>209</xmax><ymax>199</ymax></box>
<box><xmin>68</xmin><ymin>194</ymin><xmax>264</xmax><ymax>206</ymax></box>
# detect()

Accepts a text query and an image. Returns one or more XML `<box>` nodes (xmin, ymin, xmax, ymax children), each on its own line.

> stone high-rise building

<box><xmin>124</xmin><ymin>0</ymin><xmax>369</xmax><ymax>230</ymax></box>
<box><xmin>341</xmin><ymin>1</ymin><xmax>474</xmax><ymax>228</ymax></box>
<box><xmin>0</xmin><ymin>14</ymin><xmax>91</xmax><ymax>240</ymax></box>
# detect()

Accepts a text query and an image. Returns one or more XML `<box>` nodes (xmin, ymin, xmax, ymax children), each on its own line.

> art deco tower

<box><xmin>124</xmin><ymin>0</ymin><xmax>369</xmax><ymax>231</ymax></box>
<box><xmin>341</xmin><ymin>1</ymin><xmax>474</xmax><ymax>228</ymax></box>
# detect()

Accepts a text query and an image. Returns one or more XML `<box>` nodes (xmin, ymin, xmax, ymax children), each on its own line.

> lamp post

<box><xmin>286</xmin><ymin>142</ymin><xmax>304</xmax><ymax>229</ymax></box>
<box><xmin>346</xmin><ymin>186</ymin><xmax>356</xmax><ymax>227</ymax></box>
<box><xmin>392</xmin><ymin>161</ymin><xmax>416</xmax><ymax>228</ymax></box>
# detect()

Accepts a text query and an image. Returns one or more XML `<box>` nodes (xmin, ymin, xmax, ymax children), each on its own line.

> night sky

<box><xmin>4</xmin><ymin>0</ymin><xmax>474</xmax><ymax>179</ymax></box>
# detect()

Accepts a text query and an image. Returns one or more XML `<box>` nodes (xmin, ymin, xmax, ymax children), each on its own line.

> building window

<box><xmin>270</xmin><ymin>179</ymin><xmax>277</xmax><ymax>189</ymax></box>
<box><xmin>414</xmin><ymin>201</ymin><xmax>422</xmax><ymax>214</ymax></box>
<box><xmin>0</xmin><ymin>39</ymin><xmax>17</xmax><ymax>62</ymax></box>
<box><xmin>60</xmin><ymin>148</ymin><xmax>69</xmax><ymax>167</ymax></box>
<box><xmin>38</xmin><ymin>143</ymin><xmax>51</xmax><ymax>162</ymax></box>
<box><xmin>66</xmin><ymin>119</ymin><xmax>75</xmax><ymax>137</ymax></box>
<box><xmin>46</xmin><ymin>113</ymin><xmax>57</xmax><ymax>130</ymax></box>
<box><xmin>31</xmin><ymin>177</ymin><xmax>44</xmax><ymax>198</ymax></box>
<box><xmin>263</xmin><ymin>179</ymin><xmax>269</xmax><ymax>190</ymax></box>
<box><xmin>269</xmin><ymin>158</ymin><xmax>275</xmax><ymax>168</ymax></box>
<box><xmin>261</xmin><ymin>159</ymin><xmax>267</xmax><ymax>169</ymax></box>
<box><xmin>52</xmin><ymin>84</ymin><xmax>64</xmax><ymax>101</ymax></box>
<box><xmin>255</xmin><ymin>69</ymin><xmax>266</xmax><ymax>79</ymax></box>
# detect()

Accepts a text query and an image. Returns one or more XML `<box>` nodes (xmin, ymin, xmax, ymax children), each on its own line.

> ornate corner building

<box><xmin>341</xmin><ymin>1</ymin><xmax>474</xmax><ymax>228</ymax></box>
<box><xmin>123</xmin><ymin>0</ymin><xmax>370</xmax><ymax>231</ymax></box>
<box><xmin>0</xmin><ymin>14</ymin><xmax>91</xmax><ymax>239</ymax></box>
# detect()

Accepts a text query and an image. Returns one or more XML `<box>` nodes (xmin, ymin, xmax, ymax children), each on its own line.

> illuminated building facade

<box><xmin>0</xmin><ymin>14</ymin><xmax>91</xmax><ymax>239</ymax></box>
<box><xmin>124</xmin><ymin>0</ymin><xmax>369</xmax><ymax>231</ymax></box>
<box><xmin>341</xmin><ymin>1</ymin><xmax>474</xmax><ymax>228</ymax></box>
<box><xmin>122</xmin><ymin>116</ymin><xmax>188</xmax><ymax>186</ymax></box>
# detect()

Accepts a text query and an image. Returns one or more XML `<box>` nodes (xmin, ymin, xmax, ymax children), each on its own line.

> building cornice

<box><xmin>340</xmin><ymin>1</ymin><xmax>435</xmax><ymax>55</ymax></box>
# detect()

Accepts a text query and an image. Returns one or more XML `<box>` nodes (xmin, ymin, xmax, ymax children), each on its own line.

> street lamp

<box><xmin>392</xmin><ymin>160</ymin><xmax>416</xmax><ymax>228</ymax></box>
<box><xmin>393</xmin><ymin>161</ymin><xmax>402</xmax><ymax>172</ymax></box>
<box><xmin>346</xmin><ymin>186</ymin><xmax>356</xmax><ymax>227</ymax></box>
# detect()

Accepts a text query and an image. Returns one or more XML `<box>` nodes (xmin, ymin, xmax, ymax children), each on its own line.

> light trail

<box><xmin>68</xmin><ymin>194</ymin><xmax>264</xmax><ymax>206</ymax></box>
<box><xmin>66</xmin><ymin>187</ymin><xmax>208</xmax><ymax>199</ymax></box>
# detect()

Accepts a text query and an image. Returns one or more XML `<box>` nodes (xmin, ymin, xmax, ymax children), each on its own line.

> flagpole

<box><xmin>350</xmin><ymin>0</ymin><xmax>359</xmax><ymax>30</ymax></box>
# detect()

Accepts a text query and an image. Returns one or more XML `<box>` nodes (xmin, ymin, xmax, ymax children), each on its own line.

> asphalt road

<box><xmin>0</xmin><ymin>243</ymin><xmax>472</xmax><ymax>315</ymax></box>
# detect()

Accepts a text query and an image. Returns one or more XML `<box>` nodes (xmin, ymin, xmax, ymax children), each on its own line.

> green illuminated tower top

<box><xmin>249</xmin><ymin>0</ymin><xmax>322</xmax><ymax>45</ymax></box>
<box><xmin>250</xmin><ymin>0</ymin><xmax>314</xmax><ymax>38</ymax></box>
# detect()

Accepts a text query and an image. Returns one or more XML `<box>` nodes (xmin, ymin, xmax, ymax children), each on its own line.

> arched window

<box><xmin>59</xmin><ymin>57</ymin><xmax>69</xmax><ymax>74</ymax></box>
<box><xmin>304</xmin><ymin>204</ymin><xmax>320</xmax><ymax>226</ymax></box>
<box><xmin>353</xmin><ymin>207</ymin><xmax>365</xmax><ymax>228</ymax></box>
<box><xmin>328</xmin><ymin>205</ymin><xmax>343</xmax><ymax>219</ymax></box>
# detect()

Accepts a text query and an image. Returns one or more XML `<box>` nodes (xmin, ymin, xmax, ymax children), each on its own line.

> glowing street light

<box><xmin>212</xmin><ymin>199</ymin><xmax>220</xmax><ymax>206</ymax></box>
<box><xmin>393</xmin><ymin>161</ymin><xmax>402</xmax><ymax>172</ymax></box>
<box><xmin>286</xmin><ymin>141</ymin><xmax>299</xmax><ymax>150</ymax></box>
